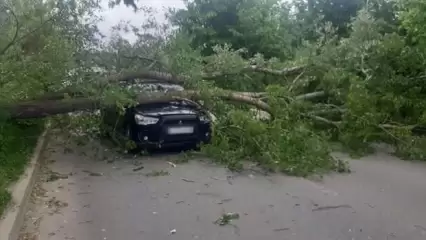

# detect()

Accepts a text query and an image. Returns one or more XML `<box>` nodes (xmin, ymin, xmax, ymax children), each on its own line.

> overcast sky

<box><xmin>98</xmin><ymin>0</ymin><xmax>185</xmax><ymax>41</ymax></box>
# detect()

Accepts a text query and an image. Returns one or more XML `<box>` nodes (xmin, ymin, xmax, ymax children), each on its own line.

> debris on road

<box><xmin>181</xmin><ymin>178</ymin><xmax>195</xmax><ymax>183</ymax></box>
<box><xmin>214</xmin><ymin>212</ymin><xmax>240</xmax><ymax>226</ymax></box>
<box><xmin>196</xmin><ymin>191</ymin><xmax>221</xmax><ymax>198</ymax></box>
<box><xmin>78</xmin><ymin>220</ymin><xmax>93</xmax><ymax>224</ymax></box>
<box><xmin>167</xmin><ymin>161</ymin><xmax>177</xmax><ymax>168</ymax></box>
<box><xmin>226</xmin><ymin>176</ymin><xmax>233</xmax><ymax>185</ymax></box>
<box><xmin>77</xmin><ymin>191</ymin><xmax>93</xmax><ymax>195</ymax></box>
<box><xmin>217</xmin><ymin>198</ymin><xmax>232</xmax><ymax>204</ymax></box>
<box><xmin>46</xmin><ymin>197</ymin><xmax>69</xmax><ymax>215</ymax></box>
<box><xmin>312</xmin><ymin>204</ymin><xmax>352</xmax><ymax>212</ymax></box>
<box><xmin>170</xmin><ymin>229</ymin><xmax>177</xmax><ymax>234</ymax></box>
<box><xmin>46</xmin><ymin>171</ymin><xmax>69</xmax><ymax>182</ymax></box>
<box><xmin>145</xmin><ymin>170</ymin><xmax>169</xmax><ymax>177</ymax></box>
<box><xmin>414</xmin><ymin>224</ymin><xmax>426</xmax><ymax>232</ymax></box>
<box><xmin>83</xmin><ymin>170</ymin><xmax>103</xmax><ymax>176</ymax></box>
<box><xmin>132</xmin><ymin>166</ymin><xmax>145</xmax><ymax>172</ymax></box>
<box><xmin>273</xmin><ymin>228</ymin><xmax>290</xmax><ymax>232</ymax></box>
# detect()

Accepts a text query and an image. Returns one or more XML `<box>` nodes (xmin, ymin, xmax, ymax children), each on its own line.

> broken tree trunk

<box><xmin>3</xmin><ymin>65</ymin><xmax>317</xmax><ymax>120</ymax></box>
<box><xmin>3</xmin><ymin>98</ymin><xmax>101</xmax><ymax>119</ymax></box>
<box><xmin>4</xmin><ymin>90</ymin><xmax>272</xmax><ymax>119</ymax></box>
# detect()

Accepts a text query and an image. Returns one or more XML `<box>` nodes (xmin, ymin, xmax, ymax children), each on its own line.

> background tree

<box><xmin>169</xmin><ymin>0</ymin><xmax>295</xmax><ymax>60</ymax></box>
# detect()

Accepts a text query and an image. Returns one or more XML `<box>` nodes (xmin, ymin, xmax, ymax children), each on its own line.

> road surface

<box><xmin>20</xmin><ymin>136</ymin><xmax>426</xmax><ymax>240</ymax></box>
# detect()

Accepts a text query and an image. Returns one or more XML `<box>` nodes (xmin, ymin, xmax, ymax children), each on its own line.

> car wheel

<box><xmin>99</xmin><ymin>123</ymin><xmax>111</xmax><ymax>138</ymax></box>
<box><xmin>124</xmin><ymin>125</ymin><xmax>131</xmax><ymax>139</ymax></box>
<box><xmin>187</xmin><ymin>142</ymin><xmax>201</xmax><ymax>151</ymax></box>
<box><xmin>123</xmin><ymin>125</ymin><xmax>141</xmax><ymax>154</ymax></box>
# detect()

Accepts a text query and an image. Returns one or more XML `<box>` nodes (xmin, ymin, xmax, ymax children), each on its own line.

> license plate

<box><xmin>167</xmin><ymin>126</ymin><xmax>194</xmax><ymax>135</ymax></box>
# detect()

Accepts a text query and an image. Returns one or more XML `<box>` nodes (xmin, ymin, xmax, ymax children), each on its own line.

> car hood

<box><xmin>135</xmin><ymin>104</ymin><xmax>200</xmax><ymax>117</ymax></box>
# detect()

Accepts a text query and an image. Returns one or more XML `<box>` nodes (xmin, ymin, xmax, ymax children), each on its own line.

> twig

<box><xmin>312</xmin><ymin>204</ymin><xmax>352</xmax><ymax>212</ymax></box>
<box><xmin>288</xmin><ymin>70</ymin><xmax>305</xmax><ymax>92</ymax></box>
<box><xmin>0</xmin><ymin>5</ymin><xmax>19</xmax><ymax>55</ymax></box>
<box><xmin>303</xmin><ymin>114</ymin><xmax>341</xmax><ymax>127</ymax></box>
<box><xmin>202</xmin><ymin>65</ymin><xmax>307</xmax><ymax>79</ymax></box>
<box><xmin>181</xmin><ymin>178</ymin><xmax>195</xmax><ymax>183</ymax></box>
<box><xmin>295</xmin><ymin>91</ymin><xmax>325</xmax><ymax>100</ymax></box>
<box><xmin>309</xmin><ymin>108</ymin><xmax>346</xmax><ymax>115</ymax></box>
<box><xmin>146</xmin><ymin>60</ymin><xmax>158</xmax><ymax>70</ymax></box>
<box><xmin>122</xmin><ymin>55</ymin><xmax>157</xmax><ymax>62</ymax></box>
<box><xmin>248</xmin><ymin>65</ymin><xmax>306</xmax><ymax>77</ymax></box>
<box><xmin>132</xmin><ymin>166</ymin><xmax>144</xmax><ymax>172</ymax></box>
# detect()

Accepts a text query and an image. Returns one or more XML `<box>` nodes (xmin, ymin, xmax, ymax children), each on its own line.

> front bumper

<box><xmin>133</xmin><ymin>120</ymin><xmax>211</xmax><ymax>149</ymax></box>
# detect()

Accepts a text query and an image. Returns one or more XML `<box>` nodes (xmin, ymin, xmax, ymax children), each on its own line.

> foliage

<box><xmin>0</xmin><ymin>120</ymin><xmax>44</xmax><ymax>215</ymax></box>
<box><xmin>202</xmin><ymin>101</ymin><xmax>348</xmax><ymax>176</ymax></box>
<box><xmin>169</xmin><ymin>0</ymin><xmax>296</xmax><ymax>59</ymax></box>
<box><xmin>2</xmin><ymin>0</ymin><xmax>426</xmax><ymax>183</ymax></box>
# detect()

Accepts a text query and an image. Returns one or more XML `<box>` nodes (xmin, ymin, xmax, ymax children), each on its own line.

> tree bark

<box><xmin>4</xmin><ymin>90</ymin><xmax>271</xmax><ymax>119</ymax></box>
<box><xmin>3</xmin><ymin>98</ymin><xmax>101</xmax><ymax>119</ymax></box>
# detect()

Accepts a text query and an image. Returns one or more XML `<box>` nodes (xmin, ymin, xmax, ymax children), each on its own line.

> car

<box><xmin>101</xmin><ymin>82</ymin><xmax>212</xmax><ymax>151</ymax></box>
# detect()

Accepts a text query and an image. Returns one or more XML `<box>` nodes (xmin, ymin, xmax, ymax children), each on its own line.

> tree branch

<box><xmin>249</xmin><ymin>65</ymin><xmax>306</xmax><ymax>77</ymax></box>
<box><xmin>295</xmin><ymin>91</ymin><xmax>325</xmax><ymax>100</ymax></box>
<box><xmin>302</xmin><ymin>114</ymin><xmax>341</xmax><ymax>127</ymax></box>
<box><xmin>110</xmin><ymin>70</ymin><xmax>186</xmax><ymax>84</ymax></box>
<box><xmin>0</xmin><ymin>5</ymin><xmax>19</xmax><ymax>55</ymax></box>
<box><xmin>105</xmin><ymin>63</ymin><xmax>307</xmax><ymax>84</ymax></box>
<box><xmin>0</xmin><ymin>10</ymin><xmax>58</xmax><ymax>56</ymax></box>
<box><xmin>203</xmin><ymin>65</ymin><xmax>307</xmax><ymax>80</ymax></box>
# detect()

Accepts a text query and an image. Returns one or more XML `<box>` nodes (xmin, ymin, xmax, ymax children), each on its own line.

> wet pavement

<box><xmin>20</xmin><ymin>137</ymin><xmax>426</xmax><ymax>240</ymax></box>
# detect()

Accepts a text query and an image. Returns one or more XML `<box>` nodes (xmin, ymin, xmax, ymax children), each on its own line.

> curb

<box><xmin>0</xmin><ymin>128</ymin><xmax>49</xmax><ymax>240</ymax></box>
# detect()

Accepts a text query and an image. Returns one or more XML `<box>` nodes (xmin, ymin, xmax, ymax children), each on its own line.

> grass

<box><xmin>0</xmin><ymin>120</ymin><xmax>44</xmax><ymax>216</ymax></box>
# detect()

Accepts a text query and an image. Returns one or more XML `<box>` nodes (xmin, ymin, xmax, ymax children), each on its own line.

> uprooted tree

<box><xmin>2</xmin><ymin>0</ymin><xmax>426</xmax><ymax>176</ymax></box>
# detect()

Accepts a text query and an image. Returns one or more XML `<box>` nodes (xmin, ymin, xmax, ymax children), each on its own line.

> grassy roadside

<box><xmin>0</xmin><ymin>120</ymin><xmax>44</xmax><ymax>216</ymax></box>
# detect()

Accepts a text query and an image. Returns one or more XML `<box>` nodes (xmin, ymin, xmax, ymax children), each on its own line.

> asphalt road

<box><xmin>20</xmin><ymin>137</ymin><xmax>426</xmax><ymax>240</ymax></box>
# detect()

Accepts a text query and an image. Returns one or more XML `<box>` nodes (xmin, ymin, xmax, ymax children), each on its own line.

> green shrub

<box><xmin>0</xmin><ymin>120</ymin><xmax>44</xmax><ymax>216</ymax></box>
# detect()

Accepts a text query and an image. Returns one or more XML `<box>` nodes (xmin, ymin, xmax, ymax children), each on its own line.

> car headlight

<box><xmin>134</xmin><ymin>114</ymin><xmax>159</xmax><ymax>125</ymax></box>
<box><xmin>199</xmin><ymin>115</ymin><xmax>210</xmax><ymax>123</ymax></box>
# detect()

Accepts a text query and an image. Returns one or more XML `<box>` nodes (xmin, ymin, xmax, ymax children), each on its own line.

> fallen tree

<box><xmin>4</xmin><ymin>89</ymin><xmax>272</xmax><ymax>119</ymax></box>
<box><xmin>3</xmin><ymin>1</ymin><xmax>426</xmax><ymax>179</ymax></box>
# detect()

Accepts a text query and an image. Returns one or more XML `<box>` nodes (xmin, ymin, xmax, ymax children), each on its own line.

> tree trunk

<box><xmin>3</xmin><ymin>98</ymin><xmax>100</xmax><ymax>119</ymax></box>
<box><xmin>3</xmin><ymin>90</ymin><xmax>272</xmax><ymax>119</ymax></box>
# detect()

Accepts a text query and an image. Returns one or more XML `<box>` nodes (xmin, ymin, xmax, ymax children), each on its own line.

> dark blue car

<box><xmin>101</xmin><ymin>82</ymin><xmax>212</xmax><ymax>151</ymax></box>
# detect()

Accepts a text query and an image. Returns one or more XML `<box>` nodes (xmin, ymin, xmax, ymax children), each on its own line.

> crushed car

<box><xmin>101</xmin><ymin>81</ymin><xmax>213</xmax><ymax>151</ymax></box>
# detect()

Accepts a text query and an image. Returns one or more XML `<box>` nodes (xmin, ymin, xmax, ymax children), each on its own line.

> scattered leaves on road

<box><xmin>214</xmin><ymin>212</ymin><xmax>240</xmax><ymax>226</ymax></box>
<box><xmin>46</xmin><ymin>197</ymin><xmax>69</xmax><ymax>215</ymax></box>
<box><xmin>46</xmin><ymin>171</ymin><xmax>69</xmax><ymax>182</ymax></box>
<box><xmin>145</xmin><ymin>170</ymin><xmax>169</xmax><ymax>177</ymax></box>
